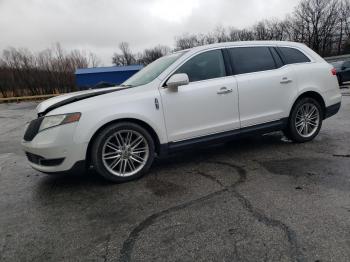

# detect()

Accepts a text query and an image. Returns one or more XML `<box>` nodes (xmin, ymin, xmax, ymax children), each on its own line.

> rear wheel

<box><xmin>284</xmin><ymin>97</ymin><xmax>323</xmax><ymax>143</ymax></box>
<box><xmin>91</xmin><ymin>122</ymin><xmax>155</xmax><ymax>182</ymax></box>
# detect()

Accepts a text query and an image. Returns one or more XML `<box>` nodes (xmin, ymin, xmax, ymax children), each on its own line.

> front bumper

<box><xmin>22</xmin><ymin>122</ymin><xmax>88</xmax><ymax>173</ymax></box>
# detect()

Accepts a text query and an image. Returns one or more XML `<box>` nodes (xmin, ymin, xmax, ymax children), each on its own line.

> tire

<box><xmin>91</xmin><ymin>122</ymin><xmax>155</xmax><ymax>183</ymax></box>
<box><xmin>284</xmin><ymin>97</ymin><xmax>323</xmax><ymax>143</ymax></box>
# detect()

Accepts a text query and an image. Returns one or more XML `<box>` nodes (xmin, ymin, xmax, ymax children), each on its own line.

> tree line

<box><xmin>0</xmin><ymin>43</ymin><xmax>100</xmax><ymax>97</ymax></box>
<box><xmin>1</xmin><ymin>0</ymin><xmax>350</xmax><ymax>97</ymax></box>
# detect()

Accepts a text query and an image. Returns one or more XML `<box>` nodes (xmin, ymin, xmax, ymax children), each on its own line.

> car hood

<box><xmin>36</xmin><ymin>86</ymin><xmax>130</xmax><ymax>116</ymax></box>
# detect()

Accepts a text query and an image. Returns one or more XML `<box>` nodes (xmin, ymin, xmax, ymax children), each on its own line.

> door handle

<box><xmin>280</xmin><ymin>77</ymin><xmax>292</xmax><ymax>84</ymax></box>
<box><xmin>217</xmin><ymin>87</ymin><xmax>233</xmax><ymax>95</ymax></box>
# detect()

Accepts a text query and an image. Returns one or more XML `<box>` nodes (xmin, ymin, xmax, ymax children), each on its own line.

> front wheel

<box><xmin>284</xmin><ymin>97</ymin><xmax>323</xmax><ymax>143</ymax></box>
<box><xmin>91</xmin><ymin>122</ymin><xmax>155</xmax><ymax>182</ymax></box>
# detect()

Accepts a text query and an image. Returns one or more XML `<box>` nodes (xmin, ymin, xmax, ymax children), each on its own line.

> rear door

<box><xmin>227</xmin><ymin>46</ymin><xmax>298</xmax><ymax>127</ymax></box>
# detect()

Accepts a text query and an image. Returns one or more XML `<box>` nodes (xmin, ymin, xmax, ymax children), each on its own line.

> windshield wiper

<box><xmin>120</xmin><ymin>84</ymin><xmax>133</xmax><ymax>87</ymax></box>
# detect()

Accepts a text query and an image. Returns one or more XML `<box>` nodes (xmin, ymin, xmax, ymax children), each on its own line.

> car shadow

<box><xmin>155</xmin><ymin>132</ymin><xmax>288</xmax><ymax>166</ymax></box>
<box><xmin>36</xmin><ymin>132</ymin><xmax>290</xmax><ymax>190</ymax></box>
<box><xmin>37</xmin><ymin>168</ymin><xmax>112</xmax><ymax>189</ymax></box>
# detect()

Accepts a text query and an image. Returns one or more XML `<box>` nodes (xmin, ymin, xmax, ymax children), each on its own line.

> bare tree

<box><xmin>112</xmin><ymin>42</ymin><xmax>137</xmax><ymax>66</ymax></box>
<box><xmin>175</xmin><ymin>34</ymin><xmax>200</xmax><ymax>50</ymax></box>
<box><xmin>253</xmin><ymin>21</ymin><xmax>272</xmax><ymax>40</ymax></box>
<box><xmin>213</xmin><ymin>26</ymin><xmax>229</xmax><ymax>43</ymax></box>
<box><xmin>89</xmin><ymin>52</ymin><xmax>101</xmax><ymax>67</ymax></box>
<box><xmin>293</xmin><ymin>0</ymin><xmax>340</xmax><ymax>55</ymax></box>
<box><xmin>172</xmin><ymin>0</ymin><xmax>349</xmax><ymax>56</ymax></box>
<box><xmin>138</xmin><ymin>45</ymin><xmax>170</xmax><ymax>65</ymax></box>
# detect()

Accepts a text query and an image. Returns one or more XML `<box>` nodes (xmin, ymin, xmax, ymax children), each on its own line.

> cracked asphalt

<box><xmin>1</xmin><ymin>90</ymin><xmax>350</xmax><ymax>262</ymax></box>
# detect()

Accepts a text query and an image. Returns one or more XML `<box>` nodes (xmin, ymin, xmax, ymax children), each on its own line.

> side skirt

<box><xmin>159</xmin><ymin>118</ymin><xmax>288</xmax><ymax>156</ymax></box>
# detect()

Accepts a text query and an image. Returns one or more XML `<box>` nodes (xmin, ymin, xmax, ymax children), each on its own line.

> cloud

<box><xmin>0</xmin><ymin>0</ymin><xmax>301</xmax><ymax>65</ymax></box>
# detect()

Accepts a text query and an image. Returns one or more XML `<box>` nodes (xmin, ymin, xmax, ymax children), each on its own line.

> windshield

<box><xmin>122</xmin><ymin>51</ymin><xmax>186</xmax><ymax>87</ymax></box>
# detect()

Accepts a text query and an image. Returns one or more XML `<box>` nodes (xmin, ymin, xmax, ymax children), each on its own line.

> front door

<box><xmin>159</xmin><ymin>49</ymin><xmax>240</xmax><ymax>142</ymax></box>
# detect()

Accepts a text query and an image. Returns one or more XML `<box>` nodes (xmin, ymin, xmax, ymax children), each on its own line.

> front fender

<box><xmin>47</xmin><ymin>83</ymin><xmax>168</xmax><ymax>147</ymax></box>
<box><xmin>80</xmin><ymin>111</ymin><xmax>167</xmax><ymax>145</ymax></box>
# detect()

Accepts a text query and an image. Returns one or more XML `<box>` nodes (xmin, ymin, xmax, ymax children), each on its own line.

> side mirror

<box><xmin>165</xmin><ymin>73</ymin><xmax>189</xmax><ymax>89</ymax></box>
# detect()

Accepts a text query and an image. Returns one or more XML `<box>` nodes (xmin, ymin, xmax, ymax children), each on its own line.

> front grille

<box><xmin>23</xmin><ymin>117</ymin><xmax>44</xmax><ymax>141</ymax></box>
<box><xmin>25</xmin><ymin>152</ymin><xmax>64</xmax><ymax>166</ymax></box>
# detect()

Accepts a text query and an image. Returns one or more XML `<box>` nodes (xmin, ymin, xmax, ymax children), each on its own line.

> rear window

<box><xmin>228</xmin><ymin>47</ymin><xmax>276</xmax><ymax>74</ymax></box>
<box><xmin>278</xmin><ymin>47</ymin><xmax>311</xmax><ymax>65</ymax></box>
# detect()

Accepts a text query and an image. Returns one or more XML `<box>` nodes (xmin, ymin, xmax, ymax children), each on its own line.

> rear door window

<box><xmin>278</xmin><ymin>47</ymin><xmax>311</xmax><ymax>65</ymax></box>
<box><xmin>228</xmin><ymin>47</ymin><xmax>277</xmax><ymax>75</ymax></box>
<box><xmin>175</xmin><ymin>49</ymin><xmax>226</xmax><ymax>82</ymax></box>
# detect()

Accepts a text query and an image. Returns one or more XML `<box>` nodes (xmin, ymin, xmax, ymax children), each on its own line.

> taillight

<box><xmin>331</xmin><ymin>68</ymin><xmax>337</xmax><ymax>76</ymax></box>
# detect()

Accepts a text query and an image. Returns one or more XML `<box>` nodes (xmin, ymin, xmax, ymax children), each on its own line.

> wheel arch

<box><xmin>290</xmin><ymin>91</ymin><xmax>326</xmax><ymax>119</ymax></box>
<box><xmin>86</xmin><ymin>118</ymin><xmax>162</xmax><ymax>165</ymax></box>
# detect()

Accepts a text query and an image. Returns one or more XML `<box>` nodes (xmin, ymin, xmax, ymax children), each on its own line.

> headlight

<box><xmin>39</xmin><ymin>113</ymin><xmax>81</xmax><ymax>132</ymax></box>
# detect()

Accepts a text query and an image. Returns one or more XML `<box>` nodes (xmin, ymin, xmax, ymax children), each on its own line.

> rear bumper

<box><xmin>324</xmin><ymin>102</ymin><xmax>341</xmax><ymax>119</ymax></box>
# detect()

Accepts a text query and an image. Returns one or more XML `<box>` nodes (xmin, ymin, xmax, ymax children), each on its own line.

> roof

<box><xmin>75</xmin><ymin>65</ymin><xmax>143</xmax><ymax>75</ymax></box>
<box><xmin>182</xmin><ymin>40</ymin><xmax>323</xmax><ymax>63</ymax></box>
<box><xmin>188</xmin><ymin>41</ymin><xmax>306</xmax><ymax>52</ymax></box>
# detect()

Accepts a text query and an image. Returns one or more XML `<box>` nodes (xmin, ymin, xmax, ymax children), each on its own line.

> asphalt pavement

<box><xmin>0</xmin><ymin>90</ymin><xmax>349</xmax><ymax>262</ymax></box>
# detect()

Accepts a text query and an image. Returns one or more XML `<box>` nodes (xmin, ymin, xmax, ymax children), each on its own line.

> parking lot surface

<box><xmin>0</xmin><ymin>90</ymin><xmax>350</xmax><ymax>262</ymax></box>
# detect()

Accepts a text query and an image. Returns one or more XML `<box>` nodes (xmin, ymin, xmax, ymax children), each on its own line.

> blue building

<box><xmin>75</xmin><ymin>65</ymin><xmax>143</xmax><ymax>90</ymax></box>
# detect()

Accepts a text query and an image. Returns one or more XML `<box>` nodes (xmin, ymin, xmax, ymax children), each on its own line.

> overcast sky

<box><xmin>0</xmin><ymin>0</ymin><xmax>301</xmax><ymax>65</ymax></box>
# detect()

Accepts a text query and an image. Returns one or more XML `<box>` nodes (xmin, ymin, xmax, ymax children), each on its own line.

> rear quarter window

<box><xmin>278</xmin><ymin>47</ymin><xmax>311</xmax><ymax>65</ymax></box>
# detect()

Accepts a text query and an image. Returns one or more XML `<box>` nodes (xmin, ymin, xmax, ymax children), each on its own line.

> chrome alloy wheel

<box><xmin>295</xmin><ymin>103</ymin><xmax>320</xmax><ymax>138</ymax></box>
<box><xmin>102</xmin><ymin>130</ymin><xmax>149</xmax><ymax>177</ymax></box>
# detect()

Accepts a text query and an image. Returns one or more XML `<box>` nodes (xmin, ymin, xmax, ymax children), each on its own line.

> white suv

<box><xmin>22</xmin><ymin>41</ymin><xmax>342</xmax><ymax>182</ymax></box>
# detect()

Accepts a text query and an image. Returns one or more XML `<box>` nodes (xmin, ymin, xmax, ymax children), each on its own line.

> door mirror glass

<box><xmin>166</xmin><ymin>73</ymin><xmax>189</xmax><ymax>88</ymax></box>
